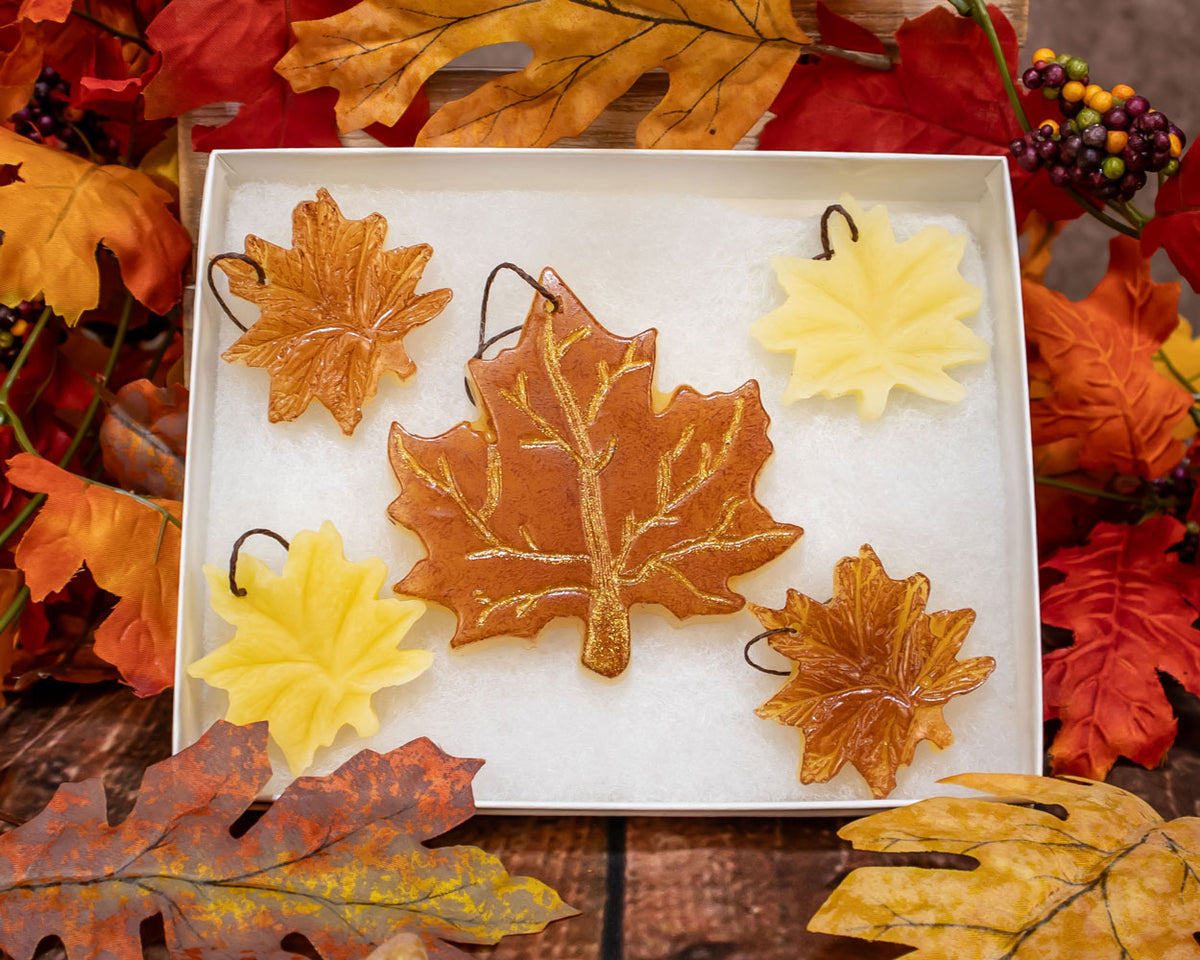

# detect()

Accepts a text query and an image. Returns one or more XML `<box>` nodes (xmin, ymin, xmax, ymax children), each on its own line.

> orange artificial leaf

<box><xmin>809</xmin><ymin>773</ymin><xmax>1200</xmax><ymax>959</ymax></box>
<box><xmin>99</xmin><ymin>379</ymin><xmax>188</xmax><ymax>500</ymax></box>
<box><xmin>388</xmin><ymin>268</ymin><xmax>802</xmax><ymax>678</ymax></box>
<box><xmin>277</xmin><ymin>0</ymin><xmax>810</xmax><ymax>148</ymax></box>
<box><xmin>6</xmin><ymin>453</ymin><xmax>180</xmax><ymax>696</ymax></box>
<box><xmin>1019</xmin><ymin>211</ymin><xmax>1062</xmax><ymax>283</ymax></box>
<box><xmin>0</xmin><ymin>721</ymin><xmax>576</xmax><ymax>959</ymax></box>
<box><xmin>749</xmin><ymin>545</ymin><xmax>994</xmax><ymax>799</ymax></box>
<box><xmin>217</xmin><ymin>188</ymin><xmax>453</xmax><ymax>435</ymax></box>
<box><xmin>1025</xmin><ymin>235</ymin><xmax>1191</xmax><ymax>480</ymax></box>
<box><xmin>0</xmin><ymin>128</ymin><xmax>191</xmax><ymax>324</ymax></box>
<box><xmin>0</xmin><ymin>21</ymin><xmax>43</xmax><ymax>121</ymax></box>
<box><xmin>0</xmin><ymin>568</ymin><xmax>21</xmax><ymax>682</ymax></box>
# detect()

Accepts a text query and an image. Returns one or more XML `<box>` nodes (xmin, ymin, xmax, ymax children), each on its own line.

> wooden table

<box><xmin>17</xmin><ymin>4</ymin><xmax>1199</xmax><ymax>958</ymax></box>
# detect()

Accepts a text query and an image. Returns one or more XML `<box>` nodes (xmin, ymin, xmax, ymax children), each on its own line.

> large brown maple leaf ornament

<box><xmin>750</xmin><ymin>546</ymin><xmax>995</xmax><ymax>798</ymax></box>
<box><xmin>216</xmin><ymin>189</ymin><xmax>452</xmax><ymax>435</ymax></box>
<box><xmin>388</xmin><ymin>269</ymin><xmax>801</xmax><ymax>678</ymax></box>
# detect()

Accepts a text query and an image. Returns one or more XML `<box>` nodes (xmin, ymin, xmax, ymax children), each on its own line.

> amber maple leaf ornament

<box><xmin>388</xmin><ymin>268</ymin><xmax>802</xmax><ymax>679</ymax></box>
<box><xmin>214</xmin><ymin>189</ymin><xmax>452</xmax><ymax>435</ymax></box>
<box><xmin>750</xmin><ymin>546</ymin><xmax>995</xmax><ymax>798</ymax></box>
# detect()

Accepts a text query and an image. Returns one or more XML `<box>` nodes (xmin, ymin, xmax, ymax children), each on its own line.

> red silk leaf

<box><xmin>759</xmin><ymin>3</ymin><xmax>1082</xmax><ymax>226</ymax></box>
<box><xmin>0</xmin><ymin>722</ymin><xmax>574</xmax><ymax>959</ymax></box>
<box><xmin>143</xmin><ymin>0</ymin><xmax>386</xmax><ymax>149</ymax></box>
<box><xmin>1142</xmin><ymin>144</ymin><xmax>1200</xmax><ymax>294</ymax></box>
<box><xmin>1024</xmin><ymin>236</ymin><xmax>1189</xmax><ymax>479</ymax></box>
<box><xmin>99</xmin><ymin>380</ymin><xmax>187</xmax><ymax>500</ymax></box>
<box><xmin>1041</xmin><ymin>515</ymin><xmax>1200</xmax><ymax>779</ymax></box>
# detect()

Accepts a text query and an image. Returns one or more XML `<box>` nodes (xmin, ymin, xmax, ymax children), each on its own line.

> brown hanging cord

<box><xmin>464</xmin><ymin>262</ymin><xmax>562</xmax><ymax>404</ymax></box>
<box><xmin>813</xmin><ymin>204</ymin><xmax>859</xmax><ymax>261</ymax></box>
<box><xmin>228</xmin><ymin>528</ymin><xmax>290</xmax><ymax>598</ymax></box>
<box><xmin>743</xmin><ymin>627</ymin><xmax>796</xmax><ymax>676</ymax></box>
<box><xmin>206</xmin><ymin>253</ymin><xmax>266</xmax><ymax>332</ymax></box>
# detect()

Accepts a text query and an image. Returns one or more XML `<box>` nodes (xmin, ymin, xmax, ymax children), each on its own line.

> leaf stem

<box><xmin>1034</xmin><ymin>475</ymin><xmax>1144</xmax><ymax>503</ymax></box>
<box><xmin>967</xmin><ymin>0</ymin><xmax>1029</xmax><ymax>133</ymax></box>
<box><xmin>60</xmin><ymin>292</ymin><xmax>133</xmax><ymax>468</ymax></box>
<box><xmin>69</xmin><ymin>8</ymin><xmax>151</xmax><ymax>52</ymax></box>
<box><xmin>0</xmin><ymin>585</ymin><xmax>29</xmax><ymax>636</ymax></box>
<box><xmin>0</xmin><ymin>308</ymin><xmax>52</xmax><ymax>403</ymax></box>
<box><xmin>807</xmin><ymin>43</ymin><xmax>891</xmax><ymax>72</ymax></box>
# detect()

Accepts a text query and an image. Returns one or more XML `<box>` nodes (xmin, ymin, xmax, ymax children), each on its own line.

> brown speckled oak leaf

<box><xmin>388</xmin><ymin>268</ymin><xmax>801</xmax><ymax>678</ymax></box>
<box><xmin>276</xmin><ymin>0</ymin><xmax>810</xmax><ymax>148</ymax></box>
<box><xmin>810</xmin><ymin>774</ymin><xmax>1200</xmax><ymax>959</ymax></box>
<box><xmin>0</xmin><ymin>721</ymin><xmax>575</xmax><ymax>960</ymax></box>
<box><xmin>217</xmin><ymin>188</ymin><xmax>452</xmax><ymax>435</ymax></box>
<box><xmin>751</xmin><ymin>545</ymin><xmax>994</xmax><ymax>799</ymax></box>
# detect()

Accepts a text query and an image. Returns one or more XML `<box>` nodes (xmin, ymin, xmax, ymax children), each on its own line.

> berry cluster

<box><xmin>1010</xmin><ymin>48</ymin><xmax>1184</xmax><ymax>203</ymax></box>
<box><xmin>8</xmin><ymin>66</ymin><xmax>121</xmax><ymax>163</ymax></box>
<box><xmin>0</xmin><ymin>301</ymin><xmax>41</xmax><ymax>368</ymax></box>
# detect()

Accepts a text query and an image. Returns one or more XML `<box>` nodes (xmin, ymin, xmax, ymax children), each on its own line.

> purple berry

<box><xmin>1150</xmin><ymin>151</ymin><xmax>1171</xmax><ymax>171</ymax></box>
<box><xmin>1037</xmin><ymin>140</ymin><xmax>1060</xmax><ymax>161</ymax></box>
<box><xmin>1154</xmin><ymin>130</ymin><xmax>1171</xmax><ymax>152</ymax></box>
<box><xmin>36</xmin><ymin>114</ymin><xmax>56</xmax><ymax>135</ymax></box>
<box><xmin>40</xmin><ymin>66</ymin><xmax>57</xmax><ymax>83</ymax></box>
<box><xmin>1043</xmin><ymin>63</ymin><xmax>1068</xmax><ymax>87</ymax></box>
<box><xmin>1103</xmin><ymin>108</ymin><xmax>1129</xmax><ymax>131</ymax></box>
<box><xmin>1125</xmin><ymin>95</ymin><xmax>1150</xmax><ymax>117</ymax></box>
<box><xmin>1078</xmin><ymin>146</ymin><xmax>1103</xmax><ymax>172</ymax></box>
<box><xmin>1142</xmin><ymin>111</ymin><xmax>1168</xmax><ymax>132</ymax></box>
<box><xmin>1060</xmin><ymin>134</ymin><xmax>1081</xmax><ymax>162</ymax></box>
<box><xmin>1009</xmin><ymin>137</ymin><xmax>1027</xmax><ymax>158</ymax></box>
<box><xmin>1121</xmin><ymin>171</ymin><xmax>1147</xmax><ymax>193</ymax></box>
<box><xmin>12</xmin><ymin>106</ymin><xmax>31</xmax><ymax>125</ymax></box>
<box><xmin>1082</xmin><ymin>123</ymin><xmax>1107</xmax><ymax>148</ymax></box>
<box><xmin>1059</xmin><ymin>99</ymin><xmax>1083</xmax><ymax>119</ymax></box>
<box><xmin>1016</xmin><ymin>150</ymin><xmax>1043</xmax><ymax>172</ymax></box>
<box><xmin>1049</xmin><ymin>164</ymin><xmax>1071</xmax><ymax>187</ymax></box>
<box><xmin>1023</xmin><ymin>67</ymin><xmax>1043</xmax><ymax>90</ymax></box>
<box><xmin>1094</xmin><ymin>181</ymin><xmax>1120</xmax><ymax>200</ymax></box>
<box><xmin>1170</xmin><ymin>124</ymin><xmax>1187</xmax><ymax>150</ymax></box>
<box><xmin>1122</xmin><ymin>147</ymin><xmax>1148</xmax><ymax>172</ymax></box>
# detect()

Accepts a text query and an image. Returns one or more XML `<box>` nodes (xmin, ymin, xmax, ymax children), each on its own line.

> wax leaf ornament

<box><xmin>276</xmin><ymin>0</ymin><xmax>810</xmax><ymax>148</ymax></box>
<box><xmin>6</xmin><ymin>453</ymin><xmax>180</xmax><ymax>697</ymax></box>
<box><xmin>1025</xmin><ymin>236</ymin><xmax>1191</xmax><ymax>479</ymax></box>
<box><xmin>190</xmin><ymin>521</ymin><xmax>432</xmax><ymax>774</ymax></box>
<box><xmin>809</xmin><ymin>774</ymin><xmax>1200</xmax><ymax>959</ymax></box>
<box><xmin>750</xmin><ymin>546</ymin><xmax>994</xmax><ymax>799</ymax></box>
<box><xmin>1040</xmin><ymin>515</ymin><xmax>1200</xmax><ymax>780</ymax></box>
<box><xmin>388</xmin><ymin>268</ymin><xmax>801</xmax><ymax>679</ymax></box>
<box><xmin>0</xmin><ymin>721</ymin><xmax>576</xmax><ymax>959</ymax></box>
<box><xmin>214</xmin><ymin>188</ymin><xmax>453</xmax><ymax>435</ymax></box>
<box><xmin>751</xmin><ymin>198</ymin><xmax>987</xmax><ymax>419</ymax></box>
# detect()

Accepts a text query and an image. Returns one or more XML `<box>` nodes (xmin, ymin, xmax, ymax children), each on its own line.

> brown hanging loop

<box><xmin>206</xmin><ymin>253</ymin><xmax>265</xmax><ymax>332</ymax></box>
<box><xmin>743</xmin><ymin>627</ymin><xmax>796</xmax><ymax>676</ymax></box>
<box><xmin>228</xmin><ymin>528</ymin><xmax>290</xmax><ymax>598</ymax></box>
<box><xmin>465</xmin><ymin>262</ymin><xmax>563</xmax><ymax>404</ymax></box>
<box><xmin>812</xmin><ymin>204</ymin><xmax>860</xmax><ymax>261</ymax></box>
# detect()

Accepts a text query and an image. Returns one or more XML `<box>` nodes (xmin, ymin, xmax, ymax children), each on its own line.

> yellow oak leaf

<box><xmin>751</xmin><ymin>196</ymin><xmax>987</xmax><ymax>419</ymax></box>
<box><xmin>190</xmin><ymin>521</ymin><xmax>431</xmax><ymax>774</ymax></box>
<box><xmin>1154</xmin><ymin>315</ymin><xmax>1200</xmax><ymax>443</ymax></box>
<box><xmin>0</xmin><ymin>128</ymin><xmax>191</xmax><ymax>324</ymax></box>
<box><xmin>277</xmin><ymin>0</ymin><xmax>809</xmax><ymax>148</ymax></box>
<box><xmin>809</xmin><ymin>773</ymin><xmax>1200</xmax><ymax>959</ymax></box>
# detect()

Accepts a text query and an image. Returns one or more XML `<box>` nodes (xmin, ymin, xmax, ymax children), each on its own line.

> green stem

<box><xmin>69</xmin><ymin>8</ymin><xmax>151</xmax><ymax>51</ymax></box>
<box><xmin>1035</xmin><ymin>475</ymin><xmax>1144</xmax><ymax>503</ymax></box>
<box><xmin>0</xmin><ymin>402</ymin><xmax>35</xmax><ymax>455</ymax></box>
<box><xmin>60</xmin><ymin>293</ymin><xmax>133</xmax><ymax>468</ymax></box>
<box><xmin>0</xmin><ymin>308</ymin><xmax>52</xmax><ymax>403</ymax></box>
<box><xmin>968</xmin><ymin>0</ymin><xmax>1029</xmax><ymax>132</ymax></box>
<box><xmin>1109</xmin><ymin>199</ymin><xmax>1153</xmax><ymax>230</ymax></box>
<box><xmin>1063</xmin><ymin>186</ymin><xmax>1141</xmax><ymax>238</ymax></box>
<box><xmin>0</xmin><ymin>585</ymin><xmax>28</xmax><ymax>637</ymax></box>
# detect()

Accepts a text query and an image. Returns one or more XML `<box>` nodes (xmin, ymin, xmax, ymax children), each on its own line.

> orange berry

<box><xmin>1106</xmin><ymin>130</ymin><xmax>1128</xmax><ymax>154</ymax></box>
<box><xmin>1062</xmin><ymin>81</ymin><xmax>1085</xmax><ymax>102</ymax></box>
<box><xmin>1085</xmin><ymin>89</ymin><xmax>1113</xmax><ymax>113</ymax></box>
<box><xmin>1040</xmin><ymin>119</ymin><xmax>1060</xmax><ymax>136</ymax></box>
<box><xmin>1170</xmin><ymin>133</ymin><xmax>1183</xmax><ymax>157</ymax></box>
<box><xmin>1032</xmin><ymin>47</ymin><xmax>1056</xmax><ymax>64</ymax></box>
<box><xmin>10</xmin><ymin>320</ymin><xmax>28</xmax><ymax>338</ymax></box>
<box><xmin>1084</xmin><ymin>83</ymin><xmax>1102</xmax><ymax>100</ymax></box>
<box><xmin>1112</xmin><ymin>84</ymin><xmax>1136</xmax><ymax>99</ymax></box>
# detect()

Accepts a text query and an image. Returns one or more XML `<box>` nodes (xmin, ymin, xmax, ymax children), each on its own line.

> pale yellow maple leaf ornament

<box><xmin>752</xmin><ymin>196</ymin><xmax>988</xmax><ymax>419</ymax></box>
<box><xmin>190</xmin><ymin>521</ymin><xmax>431</xmax><ymax>774</ymax></box>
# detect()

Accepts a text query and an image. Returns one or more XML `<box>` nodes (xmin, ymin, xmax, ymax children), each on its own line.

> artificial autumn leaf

<box><xmin>6</xmin><ymin>452</ymin><xmax>180</xmax><ymax>696</ymax></box>
<box><xmin>190</xmin><ymin>521</ymin><xmax>431</xmax><ymax>774</ymax></box>
<box><xmin>1025</xmin><ymin>236</ymin><xmax>1191</xmax><ymax>480</ymax></box>
<box><xmin>0</xmin><ymin>720</ymin><xmax>576</xmax><ymax>960</ymax></box>
<box><xmin>389</xmin><ymin>268</ymin><xmax>801</xmax><ymax>679</ymax></box>
<box><xmin>809</xmin><ymin>773</ymin><xmax>1200</xmax><ymax>958</ymax></box>
<box><xmin>751</xmin><ymin>196</ymin><xmax>986</xmax><ymax>419</ymax></box>
<box><xmin>1019</xmin><ymin>212</ymin><xmax>1062</xmax><ymax>284</ymax></box>
<box><xmin>750</xmin><ymin>545</ymin><xmax>993</xmax><ymax>799</ymax></box>
<box><xmin>142</xmin><ymin>0</ymin><xmax>356</xmax><ymax>149</ymax></box>
<box><xmin>758</xmin><ymin>4</ymin><xmax>1083</xmax><ymax>226</ymax></box>
<box><xmin>0</xmin><ymin>128</ymin><xmax>191</xmax><ymax>323</ymax></box>
<box><xmin>1040</xmin><ymin>515</ymin><xmax>1200</xmax><ymax>780</ymax></box>
<box><xmin>0</xmin><ymin>568</ymin><xmax>20</xmax><ymax>681</ymax></box>
<box><xmin>1142</xmin><ymin>144</ymin><xmax>1200</xmax><ymax>294</ymax></box>
<box><xmin>0</xmin><ymin>21</ymin><xmax>41</xmax><ymax>121</ymax></box>
<box><xmin>99</xmin><ymin>379</ymin><xmax>188</xmax><ymax>499</ymax></box>
<box><xmin>278</xmin><ymin>0</ymin><xmax>810</xmax><ymax>148</ymax></box>
<box><xmin>217</xmin><ymin>188</ymin><xmax>452</xmax><ymax>435</ymax></box>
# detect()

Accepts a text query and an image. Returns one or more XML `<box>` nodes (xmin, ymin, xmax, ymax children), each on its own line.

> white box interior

<box><xmin>176</xmin><ymin>150</ymin><xmax>1040</xmax><ymax>815</ymax></box>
